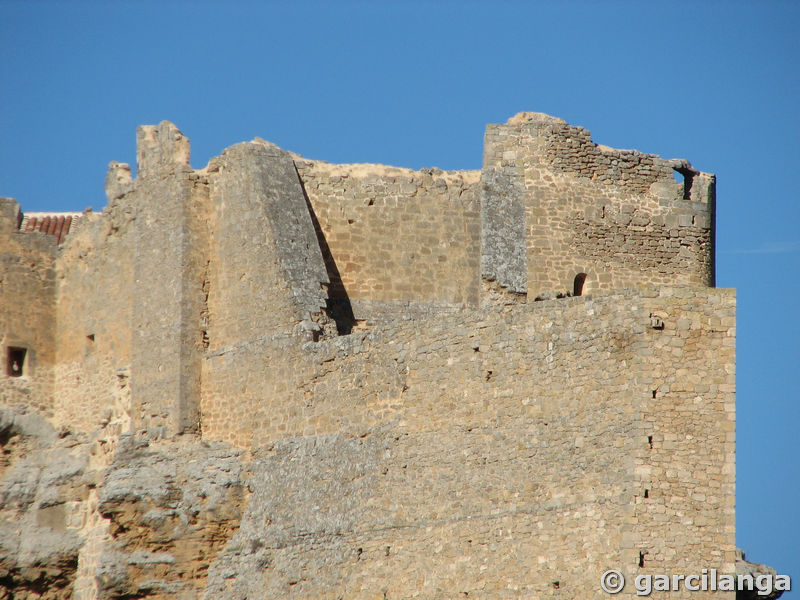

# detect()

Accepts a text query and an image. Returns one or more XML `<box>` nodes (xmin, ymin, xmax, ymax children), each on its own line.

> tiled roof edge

<box><xmin>19</xmin><ymin>213</ymin><xmax>83</xmax><ymax>245</ymax></box>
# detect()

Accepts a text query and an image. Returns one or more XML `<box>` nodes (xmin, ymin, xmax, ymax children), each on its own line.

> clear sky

<box><xmin>1</xmin><ymin>0</ymin><xmax>797</xmax><ymax>589</ymax></box>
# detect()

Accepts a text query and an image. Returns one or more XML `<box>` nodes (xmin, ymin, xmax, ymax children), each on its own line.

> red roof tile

<box><xmin>19</xmin><ymin>213</ymin><xmax>81</xmax><ymax>244</ymax></box>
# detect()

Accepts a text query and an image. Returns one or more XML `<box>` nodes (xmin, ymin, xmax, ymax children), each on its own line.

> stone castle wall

<box><xmin>205</xmin><ymin>141</ymin><xmax>330</xmax><ymax>347</ymax></box>
<box><xmin>0</xmin><ymin>113</ymin><xmax>734</xmax><ymax>599</ymax></box>
<box><xmin>0</xmin><ymin>199</ymin><xmax>57</xmax><ymax>415</ymax></box>
<box><xmin>482</xmin><ymin>113</ymin><xmax>715</xmax><ymax>298</ymax></box>
<box><xmin>200</xmin><ymin>286</ymin><xmax>735</xmax><ymax>597</ymax></box>
<box><xmin>295</xmin><ymin>160</ymin><xmax>482</xmax><ymax>317</ymax></box>
<box><xmin>53</xmin><ymin>201</ymin><xmax>134</xmax><ymax>434</ymax></box>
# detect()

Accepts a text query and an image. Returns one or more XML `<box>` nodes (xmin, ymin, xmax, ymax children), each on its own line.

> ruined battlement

<box><xmin>0</xmin><ymin>114</ymin><xmax>734</xmax><ymax>599</ymax></box>
<box><xmin>2</xmin><ymin>113</ymin><xmax>715</xmax><ymax>313</ymax></box>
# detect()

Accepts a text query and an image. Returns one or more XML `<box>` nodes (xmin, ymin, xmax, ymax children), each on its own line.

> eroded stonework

<box><xmin>0</xmin><ymin>113</ymin><xmax>743</xmax><ymax>598</ymax></box>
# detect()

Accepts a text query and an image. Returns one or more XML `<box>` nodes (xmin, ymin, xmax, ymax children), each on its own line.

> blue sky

<box><xmin>1</xmin><ymin>0</ymin><xmax>797</xmax><ymax>588</ymax></box>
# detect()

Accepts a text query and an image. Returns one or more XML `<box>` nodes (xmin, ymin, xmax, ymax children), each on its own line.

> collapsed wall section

<box><xmin>0</xmin><ymin>198</ymin><xmax>57</xmax><ymax>415</ymax></box>
<box><xmin>201</xmin><ymin>286</ymin><xmax>735</xmax><ymax>598</ymax></box>
<box><xmin>482</xmin><ymin>113</ymin><xmax>715</xmax><ymax>298</ymax></box>
<box><xmin>295</xmin><ymin>160</ymin><xmax>481</xmax><ymax>319</ymax></box>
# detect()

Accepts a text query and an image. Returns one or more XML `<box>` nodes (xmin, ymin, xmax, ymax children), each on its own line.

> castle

<box><xmin>0</xmin><ymin>113</ymin><xmax>736</xmax><ymax>599</ymax></box>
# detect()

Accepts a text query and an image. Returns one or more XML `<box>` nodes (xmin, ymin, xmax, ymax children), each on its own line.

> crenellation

<box><xmin>0</xmin><ymin>113</ymin><xmax>739</xmax><ymax>599</ymax></box>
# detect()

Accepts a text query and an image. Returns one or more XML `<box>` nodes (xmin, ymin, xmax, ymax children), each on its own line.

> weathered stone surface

<box><xmin>295</xmin><ymin>160</ymin><xmax>481</xmax><ymax>317</ymax></box>
<box><xmin>480</xmin><ymin>164</ymin><xmax>527</xmax><ymax>293</ymax></box>
<box><xmin>0</xmin><ymin>113</ymin><xmax>750</xmax><ymax>598</ymax></box>
<box><xmin>136</xmin><ymin>121</ymin><xmax>191</xmax><ymax>179</ymax></box>
<box><xmin>95</xmin><ymin>436</ymin><xmax>246</xmax><ymax>599</ymax></box>
<box><xmin>483</xmin><ymin>114</ymin><xmax>715</xmax><ymax>298</ymax></box>
<box><xmin>0</xmin><ymin>409</ymin><xmax>85</xmax><ymax>599</ymax></box>
<box><xmin>210</xmin><ymin>141</ymin><xmax>329</xmax><ymax>321</ymax></box>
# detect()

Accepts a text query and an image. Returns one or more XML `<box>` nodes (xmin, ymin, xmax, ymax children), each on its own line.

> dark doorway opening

<box><xmin>7</xmin><ymin>347</ymin><xmax>27</xmax><ymax>377</ymax></box>
<box><xmin>573</xmin><ymin>273</ymin><xmax>587</xmax><ymax>297</ymax></box>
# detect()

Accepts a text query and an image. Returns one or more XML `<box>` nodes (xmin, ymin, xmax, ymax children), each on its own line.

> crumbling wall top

<box><xmin>136</xmin><ymin>121</ymin><xmax>191</xmax><ymax>178</ymax></box>
<box><xmin>506</xmin><ymin>111</ymin><xmax>567</xmax><ymax>126</ymax></box>
<box><xmin>0</xmin><ymin>197</ymin><xmax>22</xmax><ymax>234</ymax></box>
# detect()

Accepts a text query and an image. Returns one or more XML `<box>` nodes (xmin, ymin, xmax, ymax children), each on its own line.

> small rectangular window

<box><xmin>7</xmin><ymin>347</ymin><xmax>27</xmax><ymax>377</ymax></box>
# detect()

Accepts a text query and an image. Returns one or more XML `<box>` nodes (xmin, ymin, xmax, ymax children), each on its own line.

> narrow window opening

<box><xmin>648</xmin><ymin>435</ymin><xmax>653</xmax><ymax>449</ymax></box>
<box><xmin>674</xmin><ymin>167</ymin><xmax>694</xmax><ymax>200</ymax></box>
<box><xmin>652</xmin><ymin>389</ymin><xmax>658</xmax><ymax>399</ymax></box>
<box><xmin>573</xmin><ymin>273</ymin><xmax>587</xmax><ymax>297</ymax></box>
<box><xmin>644</xmin><ymin>489</ymin><xmax>650</xmax><ymax>498</ymax></box>
<box><xmin>639</xmin><ymin>551</ymin><xmax>646</xmax><ymax>568</ymax></box>
<box><xmin>7</xmin><ymin>347</ymin><xmax>27</xmax><ymax>377</ymax></box>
